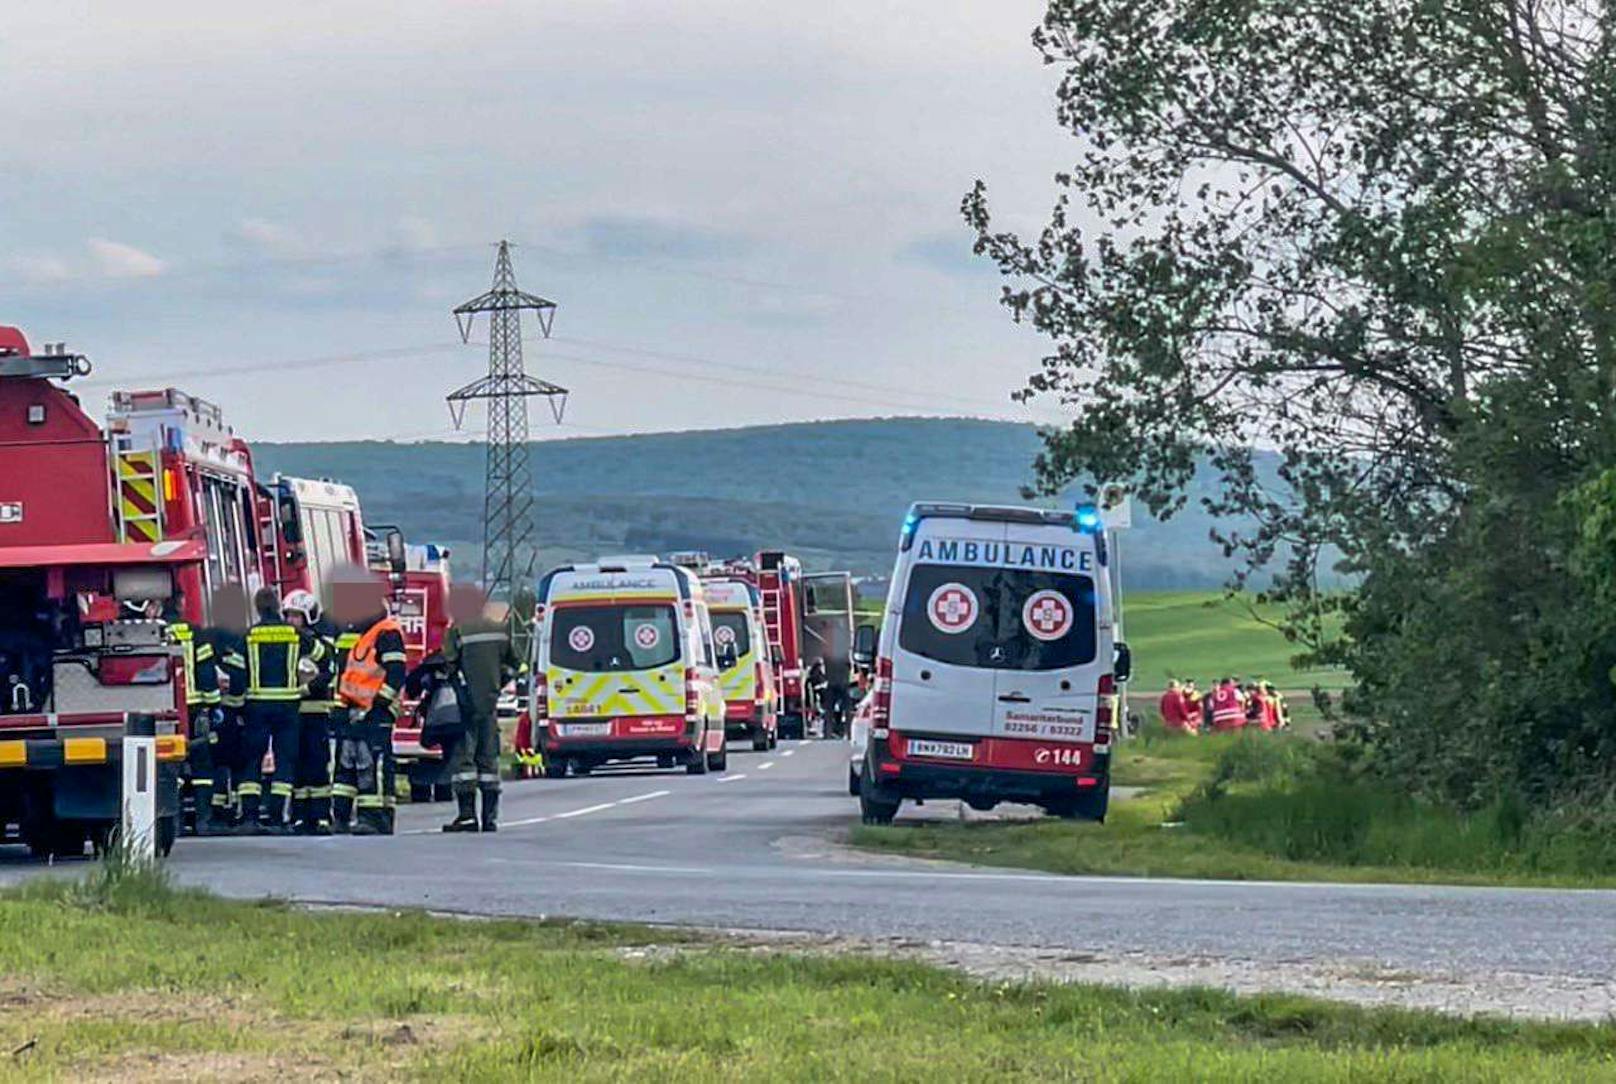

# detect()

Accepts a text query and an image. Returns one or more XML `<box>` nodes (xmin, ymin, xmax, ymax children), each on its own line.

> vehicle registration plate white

<box><xmin>908</xmin><ymin>738</ymin><xmax>974</xmax><ymax>761</ymax></box>
<box><xmin>559</xmin><ymin>722</ymin><xmax>611</xmax><ymax>737</ymax></box>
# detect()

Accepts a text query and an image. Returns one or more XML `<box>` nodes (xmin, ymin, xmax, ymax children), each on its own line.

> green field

<box><xmin>0</xmin><ymin>867</ymin><xmax>1612</xmax><ymax>1081</ymax></box>
<box><xmin>1124</xmin><ymin>591</ymin><xmax>1348</xmax><ymax>690</ymax></box>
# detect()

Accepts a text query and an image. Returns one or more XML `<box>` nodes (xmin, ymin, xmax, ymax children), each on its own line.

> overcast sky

<box><xmin>0</xmin><ymin>1</ymin><xmax>1075</xmax><ymax>442</ymax></box>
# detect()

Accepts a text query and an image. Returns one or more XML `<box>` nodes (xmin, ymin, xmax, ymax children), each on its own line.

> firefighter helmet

<box><xmin>282</xmin><ymin>589</ymin><xmax>321</xmax><ymax>625</ymax></box>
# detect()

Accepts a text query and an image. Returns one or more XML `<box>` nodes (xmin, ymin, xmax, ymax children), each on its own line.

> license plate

<box><xmin>558</xmin><ymin>722</ymin><xmax>611</xmax><ymax>737</ymax></box>
<box><xmin>908</xmin><ymin>738</ymin><xmax>974</xmax><ymax>761</ymax></box>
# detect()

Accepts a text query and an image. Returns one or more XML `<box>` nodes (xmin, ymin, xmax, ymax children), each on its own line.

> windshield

<box><xmin>710</xmin><ymin>611</ymin><xmax>751</xmax><ymax>664</ymax></box>
<box><xmin>549</xmin><ymin>604</ymin><xmax>680</xmax><ymax>672</ymax></box>
<box><xmin>898</xmin><ymin>565</ymin><xmax>1096</xmax><ymax>671</ymax></box>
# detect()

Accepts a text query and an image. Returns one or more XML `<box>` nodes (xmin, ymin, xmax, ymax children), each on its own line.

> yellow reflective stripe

<box><xmin>379</xmin><ymin>652</ymin><xmax>407</xmax><ymax>664</ymax></box>
<box><xmin>0</xmin><ymin>742</ymin><xmax>25</xmax><ymax>768</ymax></box>
<box><xmin>336</xmin><ymin>633</ymin><xmax>361</xmax><ymax>649</ymax></box>
<box><xmin>195</xmin><ymin>643</ymin><xmax>215</xmax><ymax>662</ymax></box>
<box><xmin>331</xmin><ymin>783</ymin><xmax>359</xmax><ymax>798</ymax></box>
<box><xmin>63</xmin><ymin>738</ymin><xmax>107</xmax><ymax>764</ymax></box>
<box><xmin>247</xmin><ymin>626</ymin><xmax>300</xmax><ymax>644</ymax></box>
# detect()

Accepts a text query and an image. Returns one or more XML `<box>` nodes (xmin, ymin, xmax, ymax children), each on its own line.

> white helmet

<box><xmin>282</xmin><ymin>589</ymin><xmax>321</xmax><ymax>625</ymax></box>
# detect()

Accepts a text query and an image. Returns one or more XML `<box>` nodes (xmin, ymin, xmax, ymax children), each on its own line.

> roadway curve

<box><xmin>4</xmin><ymin>740</ymin><xmax>1614</xmax><ymax>1018</ymax></box>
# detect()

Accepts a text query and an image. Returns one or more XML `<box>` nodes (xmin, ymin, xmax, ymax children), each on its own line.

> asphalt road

<box><xmin>2</xmin><ymin>739</ymin><xmax>1614</xmax><ymax>1003</ymax></box>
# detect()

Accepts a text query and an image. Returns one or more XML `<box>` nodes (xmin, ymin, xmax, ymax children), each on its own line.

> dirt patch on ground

<box><xmin>615</xmin><ymin>929</ymin><xmax>1616</xmax><ymax>1022</ymax></box>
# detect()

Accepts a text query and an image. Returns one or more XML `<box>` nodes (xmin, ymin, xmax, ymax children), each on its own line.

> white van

<box><xmin>855</xmin><ymin>502</ymin><xmax>1129</xmax><ymax>823</ymax></box>
<box><xmin>532</xmin><ymin>557</ymin><xmax>729</xmax><ymax>776</ymax></box>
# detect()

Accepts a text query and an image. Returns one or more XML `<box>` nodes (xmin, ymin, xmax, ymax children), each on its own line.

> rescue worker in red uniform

<box><xmin>1157</xmin><ymin>679</ymin><xmax>1194</xmax><ymax>735</ymax></box>
<box><xmin>1210</xmin><ymin>677</ymin><xmax>1247</xmax><ymax>731</ymax></box>
<box><xmin>282</xmin><ymin>589</ymin><xmax>335</xmax><ymax>835</ymax></box>
<box><xmin>330</xmin><ymin>568</ymin><xmax>407</xmax><ymax>837</ymax></box>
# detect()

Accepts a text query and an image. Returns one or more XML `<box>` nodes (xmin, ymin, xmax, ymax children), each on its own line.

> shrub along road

<box><xmin>0</xmin><ymin>739</ymin><xmax>1610</xmax><ymax>1020</ymax></box>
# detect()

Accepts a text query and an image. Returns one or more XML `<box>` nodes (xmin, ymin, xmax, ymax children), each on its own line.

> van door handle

<box><xmin>997</xmin><ymin>694</ymin><xmax>1031</xmax><ymax>704</ymax></box>
<box><xmin>619</xmin><ymin>687</ymin><xmax>639</xmax><ymax>694</ymax></box>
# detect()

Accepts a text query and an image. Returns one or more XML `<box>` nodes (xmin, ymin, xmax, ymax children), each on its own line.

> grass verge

<box><xmin>852</xmin><ymin>731</ymin><xmax>1616</xmax><ymax>888</ymax></box>
<box><xmin>0</xmin><ymin>864</ymin><xmax>1613</xmax><ymax>1081</ymax></box>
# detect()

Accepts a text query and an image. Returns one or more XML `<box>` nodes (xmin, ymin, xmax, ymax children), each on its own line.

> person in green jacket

<box><xmin>442</xmin><ymin>583</ymin><xmax>519</xmax><ymax>833</ymax></box>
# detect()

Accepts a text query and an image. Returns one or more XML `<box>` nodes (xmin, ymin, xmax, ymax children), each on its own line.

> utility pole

<box><xmin>447</xmin><ymin>241</ymin><xmax>567</xmax><ymax>603</ymax></box>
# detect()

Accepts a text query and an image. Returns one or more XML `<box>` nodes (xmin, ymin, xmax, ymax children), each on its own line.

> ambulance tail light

<box><xmin>532</xmin><ymin>671</ymin><xmax>548</xmax><ymax>723</ymax></box>
<box><xmin>1095</xmin><ymin>673</ymin><xmax>1116</xmax><ymax>753</ymax></box>
<box><xmin>685</xmin><ymin>668</ymin><xmax>700</xmax><ymax>717</ymax></box>
<box><xmin>754</xmin><ymin>662</ymin><xmax>766</xmax><ymax>708</ymax></box>
<box><xmin>870</xmin><ymin>655</ymin><xmax>894</xmax><ymax>737</ymax></box>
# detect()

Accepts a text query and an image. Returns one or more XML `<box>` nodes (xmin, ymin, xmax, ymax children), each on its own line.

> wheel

<box><xmin>685</xmin><ymin>742</ymin><xmax>709</xmax><ymax>775</ymax></box>
<box><xmin>543</xmin><ymin>758</ymin><xmax>567</xmax><ymax>779</ymax></box>
<box><xmin>751</xmin><ymin>729</ymin><xmax>770</xmax><ymax>752</ymax></box>
<box><xmin>707</xmin><ymin>743</ymin><xmax>727</xmax><ymax>772</ymax></box>
<box><xmin>768</xmin><ymin>729</ymin><xmax>778</xmax><ymax>749</ymax></box>
<box><xmin>859</xmin><ymin>782</ymin><xmax>900</xmax><ymax>825</ymax></box>
<box><xmin>966</xmin><ymin>798</ymin><xmax>997</xmax><ymax>813</ymax></box>
<box><xmin>47</xmin><ymin>822</ymin><xmax>88</xmax><ymax>859</ymax></box>
<box><xmin>573</xmin><ymin>759</ymin><xmax>593</xmax><ymax>776</ymax></box>
<box><xmin>848</xmin><ymin>764</ymin><xmax>861</xmax><ymax>796</ymax></box>
<box><xmin>1045</xmin><ymin>786</ymin><xmax>1109</xmax><ymax>822</ymax></box>
<box><xmin>409</xmin><ymin>781</ymin><xmax>435</xmax><ymax>804</ymax></box>
<box><xmin>657</xmin><ymin>754</ymin><xmax>676</xmax><ymax>769</ymax></box>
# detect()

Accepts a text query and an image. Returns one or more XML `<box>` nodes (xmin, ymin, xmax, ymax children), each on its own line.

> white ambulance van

<box><xmin>702</xmin><ymin>577</ymin><xmax>778</xmax><ymax>752</ymax></box>
<box><xmin>532</xmin><ymin>557</ymin><xmax>729</xmax><ymax>776</ymax></box>
<box><xmin>855</xmin><ymin>502</ymin><xmax>1130</xmax><ymax>824</ymax></box>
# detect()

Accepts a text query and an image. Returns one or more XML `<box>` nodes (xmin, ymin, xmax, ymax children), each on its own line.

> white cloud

<box><xmin>87</xmin><ymin>238</ymin><xmax>166</xmax><ymax>278</ymax></box>
<box><xmin>228</xmin><ymin>218</ymin><xmax>309</xmax><ymax>259</ymax></box>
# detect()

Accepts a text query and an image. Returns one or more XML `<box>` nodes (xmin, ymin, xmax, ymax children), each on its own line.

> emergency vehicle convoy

<box><xmin>0</xmin><ymin>325</ymin><xmax>454</xmax><ymax>855</ymax></box>
<box><xmin>531</xmin><ymin>558</ymin><xmax>730</xmax><ymax>776</ymax></box>
<box><xmin>851</xmin><ymin>501</ymin><xmax>1131</xmax><ymax>825</ymax></box>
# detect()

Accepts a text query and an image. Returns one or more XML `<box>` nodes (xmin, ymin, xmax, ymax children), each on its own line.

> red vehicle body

<box><xmin>754</xmin><ymin>551</ymin><xmax>810</xmax><ymax>738</ymax></box>
<box><xmin>0</xmin><ymin>332</ymin><xmax>195</xmax><ymax>856</ymax></box>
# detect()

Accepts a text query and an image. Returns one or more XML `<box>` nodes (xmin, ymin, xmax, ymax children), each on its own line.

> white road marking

<box><xmin>780</xmin><ymin>749</ymin><xmax>795</xmax><ymax>758</ymax></box>
<box><xmin>564</xmin><ymin>861</ymin><xmax>716</xmax><ymax>875</ymax></box>
<box><xmin>502</xmin><ymin>814</ymin><xmax>554</xmax><ymax>828</ymax></box>
<box><xmin>716</xmin><ymin>773</ymin><xmax>748</xmax><ymax>783</ymax></box>
<box><xmin>618</xmin><ymin>790</ymin><xmax>670</xmax><ymax>805</ymax></box>
<box><xmin>757</xmin><ymin>761</ymin><xmax>775</xmax><ymax>771</ymax></box>
<box><xmin>555</xmin><ymin>802</ymin><xmax>617</xmax><ymax>819</ymax></box>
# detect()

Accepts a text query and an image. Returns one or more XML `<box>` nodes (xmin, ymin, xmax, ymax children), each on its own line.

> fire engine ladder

<box><xmin>254</xmin><ymin>488</ymin><xmax>284</xmax><ymax>590</ymax></box>
<box><xmin>112</xmin><ymin>444</ymin><xmax>164</xmax><ymax>544</ymax></box>
<box><xmin>760</xmin><ymin>577</ymin><xmax>784</xmax><ymax>655</ymax></box>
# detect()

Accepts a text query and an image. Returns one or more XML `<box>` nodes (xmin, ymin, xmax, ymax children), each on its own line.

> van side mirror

<box><xmin>1113</xmin><ymin>641</ymin><xmax>1132</xmax><ymax>684</ymax></box>
<box><xmin>852</xmin><ymin>623</ymin><xmax>877</xmax><ymax>666</ymax></box>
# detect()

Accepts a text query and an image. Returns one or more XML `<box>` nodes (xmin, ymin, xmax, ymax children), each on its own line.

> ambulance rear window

<box><xmin>710</xmin><ymin>612</ymin><xmax>750</xmax><ymax>657</ymax></box>
<box><xmin>550</xmin><ymin>604</ymin><xmax>680</xmax><ymax>672</ymax></box>
<box><xmin>898</xmin><ymin>565</ymin><xmax>1096</xmax><ymax>671</ymax></box>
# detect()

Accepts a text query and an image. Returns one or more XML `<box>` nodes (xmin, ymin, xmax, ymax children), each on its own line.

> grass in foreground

<box><xmin>853</xmin><ymin>731</ymin><xmax>1616</xmax><ymax>888</ymax></box>
<box><xmin>0</xmin><ymin>867</ymin><xmax>1614</xmax><ymax>1081</ymax></box>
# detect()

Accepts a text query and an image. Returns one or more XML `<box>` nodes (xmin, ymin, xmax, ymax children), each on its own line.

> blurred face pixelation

<box><xmin>449</xmin><ymin>583</ymin><xmax>486</xmax><ymax>625</ymax></box>
<box><xmin>328</xmin><ymin>564</ymin><xmax>386</xmax><ymax>626</ymax></box>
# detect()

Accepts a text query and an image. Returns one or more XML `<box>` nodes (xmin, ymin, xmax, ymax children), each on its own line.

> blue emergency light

<box><xmin>1075</xmin><ymin>503</ymin><xmax>1102</xmax><ymax>533</ymax></box>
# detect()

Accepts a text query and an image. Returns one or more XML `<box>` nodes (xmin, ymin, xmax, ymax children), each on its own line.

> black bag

<box><xmin>419</xmin><ymin>680</ymin><xmax>466</xmax><ymax>751</ymax></box>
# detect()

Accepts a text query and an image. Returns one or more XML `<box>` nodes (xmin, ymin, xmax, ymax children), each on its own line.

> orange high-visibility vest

<box><xmin>338</xmin><ymin>617</ymin><xmax>403</xmax><ymax>710</ymax></box>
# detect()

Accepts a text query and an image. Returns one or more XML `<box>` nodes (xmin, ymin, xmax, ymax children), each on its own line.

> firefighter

<box><xmin>283</xmin><ymin>589</ymin><xmax>336</xmax><ymax>835</ymax></box>
<box><xmin>236</xmin><ymin>587</ymin><xmax>310</xmax><ymax>835</ymax></box>
<box><xmin>328</xmin><ymin>622</ymin><xmax>363</xmax><ymax>834</ymax></box>
<box><xmin>331</xmin><ymin>568</ymin><xmax>406</xmax><ymax>836</ymax></box>
<box><xmin>170</xmin><ymin>606</ymin><xmax>222</xmax><ymax>833</ymax></box>
<box><xmin>442</xmin><ymin>583</ymin><xmax>518</xmax><ymax>833</ymax></box>
<box><xmin>211</xmin><ymin>584</ymin><xmax>252</xmax><ymax>831</ymax></box>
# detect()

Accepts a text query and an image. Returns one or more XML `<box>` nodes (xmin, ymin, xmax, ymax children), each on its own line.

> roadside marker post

<box><xmin>121</xmin><ymin>713</ymin><xmax>158</xmax><ymax>862</ymax></box>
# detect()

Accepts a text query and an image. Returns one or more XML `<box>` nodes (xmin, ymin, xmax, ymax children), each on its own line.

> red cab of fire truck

<box><xmin>0</xmin><ymin>330</ymin><xmax>195</xmax><ymax>857</ymax></box>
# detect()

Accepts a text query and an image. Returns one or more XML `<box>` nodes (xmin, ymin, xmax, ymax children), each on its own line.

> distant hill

<box><xmin>254</xmin><ymin>417</ymin><xmax>1263</xmax><ymax>588</ymax></box>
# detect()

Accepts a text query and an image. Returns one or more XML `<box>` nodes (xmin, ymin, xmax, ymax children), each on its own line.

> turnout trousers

<box><xmin>292</xmin><ymin>710</ymin><xmax>333</xmax><ymax>831</ymax></box>
<box><xmin>239</xmin><ymin>700</ymin><xmax>301</xmax><ymax>827</ymax></box>
<box><xmin>333</xmin><ymin>719</ymin><xmax>395</xmax><ymax>834</ymax></box>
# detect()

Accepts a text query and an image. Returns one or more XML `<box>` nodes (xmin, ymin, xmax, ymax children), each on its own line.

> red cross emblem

<box><xmin>634</xmin><ymin>623</ymin><xmax>661</xmax><ymax>649</ymax></box>
<box><xmin>927</xmin><ymin>582</ymin><xmax>978</xmax><ymax>634</ymax></box>
<box><xmin>568</xmin><ymin>625</ymin><xmax>595</xmax><ymax>652</ymax></box>
<box><xmin>1022</xmin><ymin>590</ymin><xmax>1073</xmax><ymax>642</ymax></box>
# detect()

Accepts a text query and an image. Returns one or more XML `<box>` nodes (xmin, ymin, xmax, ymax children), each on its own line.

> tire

<box><xmin>657</xmin><ymin>754</ymin><xmax>676</xmax><ymax>770</ymax></box>
<box><xmin>409</xmin><ymin>781</ymin><xmax>435</xmax><ymax>804</ymax></box>
<box><xmin>573</xmin><ymin>759</ymin><xmax>593</xmax><ymax>776</ymax></box>
<box><xmin>967</xmin><ymin>798</ymin><xmax>997</xmax><ymax>813</ymax></box>
<box><xmin>1045</xmin><ymin>786</ymin><xmax>1109</xmax><ymax>823</ymax></box>
<box><xmin>859</xmin><ymin>783</ymin><xmax>900</xmax><ymax>825</ymax></box>
<box><xmin>768</xmin><ymin>730</ymin><xmax>778</xmax><ymax>750</ymax></box>
<box><xmin>543</xmin><ymin>758</ymin><xmax>567</xmax><ymax>779</ymax></box>
<box><xmin>751</xmin><ymin>729</ymin><xmax>770</xmax><ymax>753</ymax></box>
<box><xmin>707</xmin><ymin>743</ymin><xmax>727</xmax><ymax>772</ymax></box>
<box><xmin>685</xmin><ymin>743</ymin><xmax>709</xmax><ymax>775</ymax></box>
<box><xmin>48</xmin><ymin>822</ymin><xmax>88</xmax><ymax>859</ymax></box>
<box><xmin>848</xmin><ymin>764</ymin><xmax>861</xmax><ymax>797</ymax></box>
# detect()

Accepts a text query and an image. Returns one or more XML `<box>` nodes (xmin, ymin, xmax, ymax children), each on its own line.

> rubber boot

<box><xmin>351</xmin><ymin>807</ymin><xmax>387</xmax><ymax>836</ymax></box>
<box><xmin>235</xmin><ymin>794</ymin><xmax>265</xmax><ymax>835</ymax></box>
<box><xmin>309</xmin><ymin>796</ymin><xmax>333</xmax><ymax>836</ymax></box>
<box><xmin>199</xmin><ymin>802</ymin><xmax>234</xmax><ymax>837</ymax></box>
<box><xmin>331</xmin><ymin>796</ymin><xmax>353</xmax><ymax>835</ymax></box>
<box><xmin>479</xmin><ymin>787</ymin><xmax>500</xmax><ymax>833</ymax></box>
<box><xmin>264</xmin><ymin>794</ymin><xmax>291</xmax><ymax>836</ymax></box>
<box><xmin>290</xmin><ymin>796</ymin><xmax>309</xmax><ymax>835</ymax></box>
<box><xmin>442</xmin><ymin>788</ymin><xmax>479</xmax><ymax>833</ymax></box>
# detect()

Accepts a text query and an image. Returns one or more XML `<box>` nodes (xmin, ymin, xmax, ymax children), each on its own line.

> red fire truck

<box><xmin>0</xmin><ymin>330</ymin><xmax>195</xmax><ymax>856</ymax></box>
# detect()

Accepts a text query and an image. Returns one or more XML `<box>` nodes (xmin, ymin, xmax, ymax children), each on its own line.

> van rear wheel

<box><xmin>685</xmin><ymin>745</ymin><xmax>709</xmax><ymax>775</ymax></box>
<box><xmin>707</xmin><ymin>743</ymin><xmax>727</xmax><ymax>772</ymax></box>
<box><xmin>858</xmin><ymin>777</ymin><xmax>899</xmax><ymax>825</ymax></box>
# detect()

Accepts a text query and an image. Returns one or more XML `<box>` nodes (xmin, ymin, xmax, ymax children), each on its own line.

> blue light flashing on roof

<box><xmin>899</xmin><ymin>510</ymin><xmax>921</xmax><ymax>552</ymax></box>
<box><xmin>1075</xmin><ymin>503</ymin><xmax>1102</xmax><ymax>533</ymax></box>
